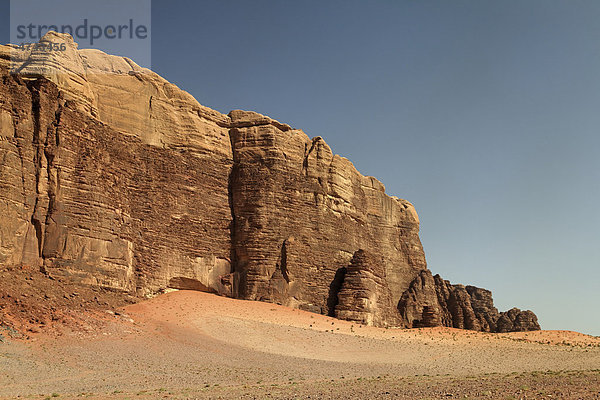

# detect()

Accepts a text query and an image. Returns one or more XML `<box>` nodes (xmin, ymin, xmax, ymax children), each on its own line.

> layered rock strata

<box><xmin>1</xmin><ymin>33</ymin><xmax>233</xmax><ymax>295</ymax></box>
<box><xmin>228</xmin><ymin>110</ymin><xmax>425</xmax><ymax>315</ymax></box>
<box><xmin>334</xmin><ymin>250</ymin><xmax>401</xmax><ymax>327</ymax></box>
<box><xmin>0</xmin><ymin>32</ymin><xmax>539</xmax><ymax>331</ymax></box>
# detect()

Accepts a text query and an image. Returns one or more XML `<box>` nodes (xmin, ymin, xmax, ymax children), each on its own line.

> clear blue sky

<box><xmin>2</xmin><ymin>1</ymin><xmax>599</xmax><ymax>335</ymax></box>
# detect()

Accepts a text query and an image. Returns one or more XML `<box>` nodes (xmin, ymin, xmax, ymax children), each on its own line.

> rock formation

<box><xmin>334</xmin><ymin>250</ymin><xmax>401</xmax><ymax>327</ymax></box>
<box><xmin>0</xmin><ymin>32</ymin><xmax>539</xmax><ymax>331</ymax></box>
<box><xmin>397</xmin><ymin>270</ymin><xmax>540</xmax><ymax>332</ymax></box>
<box><xmin>495</xmin><ymin>308</ymin><xmax>541</xmax><ymax>333</ymax></box>
<box><xmin>228</xmin><ymin>110</ymin><xmax>425</xmax><ymax>315</ymax></box>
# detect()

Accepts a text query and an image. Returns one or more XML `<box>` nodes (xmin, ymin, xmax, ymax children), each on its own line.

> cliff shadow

<box><xmin>326</xmin><ymin>266</ymin><xmax>347</xmax><ymax>316</ymax></box>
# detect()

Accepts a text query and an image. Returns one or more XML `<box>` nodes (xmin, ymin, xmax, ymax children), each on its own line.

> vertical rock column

<box><xmin>0</xmin><ymin>74</ymin><xmax>60</xmax><ymax>270</ymax></box>
<box><xmin>335</xmin><ymin>249</ymin><xmax>401</xmax><ymax>327</ymax></box>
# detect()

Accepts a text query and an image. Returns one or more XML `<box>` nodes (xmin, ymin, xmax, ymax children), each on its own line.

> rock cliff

<box><xmin>0</xmin><ymin>32</ymin><xmax>539</xmax><ymax>331</ymax></box>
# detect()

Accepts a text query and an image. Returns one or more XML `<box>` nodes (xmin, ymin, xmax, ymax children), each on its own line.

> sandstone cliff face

<box><xmin>0</xmin><ymin>33</ymin><xmax>539</xmax><ymax>331</ymax></box>
<box><xmin>1</xmin><ymin>33</ymin><xmax>233</xmax><ymax>295</ymax></box>
<box><xmin>228</xmin><ymin>110</ymin><xmax>425</xmax><ymax>315</ymax></box>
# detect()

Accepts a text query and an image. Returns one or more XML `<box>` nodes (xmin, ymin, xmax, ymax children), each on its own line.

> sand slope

<box><xmin>0</xmin><ymin>290</ymin><xmax>599</xmax><ymax>399</ymax></box>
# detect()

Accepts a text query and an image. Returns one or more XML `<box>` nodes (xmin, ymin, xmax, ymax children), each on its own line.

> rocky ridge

<box><xmin>0</xmin><ymin>32</ymin><xmax>539</xmax><ymax>332</ymax></box>
<box><xmin>397</xmin><ymin>270</ymin><xmax>540</xmax><ymax>332</ymax></box>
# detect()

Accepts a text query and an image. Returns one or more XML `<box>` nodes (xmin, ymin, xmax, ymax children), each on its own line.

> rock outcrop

<box><xmin>496</xmin><ymin>308</ymin><xmax>541</xmax><ymax>333</ymax></box>
<box><xmin>0</xmin><ymin>32</ymin><xmax>539</xmax><ymax>331</ymax></box>
<box><xmin>397</xmin><ymin>270</ymin><xmax>540</xmax><ymax>332</ymax></box>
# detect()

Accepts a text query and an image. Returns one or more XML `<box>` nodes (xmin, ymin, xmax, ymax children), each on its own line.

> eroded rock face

<box><xmin>228</xmin><ymin>110</ymin><xmax>426</xmax><ymax>315</ymax></box>
<box><xmin>398</xmin><ymin>270</ymin><xmax>540</xmax><ymax>332</ymax></box>
<box><xmin>0</xmin><ymin>33</ymin><xmax>539</xmax><ymax>331</ymax></box>
<box><xmin>466</xmin><ymin>285</ymin><xmax>501</xmax><ymax>332</ymax></box>
<box><xmin>496</xmin><ymin>308</ymin><xmax>541</xmax><ymax>332</ymax></box>
<box><xmin>0</xmin><ymin>35</ymin><xmax>233</xmax><ymax>295</ymax></box>
<box><xmin>334</xmin><ymin>250</ymin><xmax>400</xmax><ymax>327</ymax></box>
<box><xmin>396</xmin><ymin>270</ymin><xmax>442</xmax><ymax>328</ymax></box>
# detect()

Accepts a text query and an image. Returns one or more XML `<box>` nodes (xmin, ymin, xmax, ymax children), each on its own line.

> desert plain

<box><xmin>1</xmin><ymin>287</ymin><xmax>599</xmax><ymax>400</ymax></box>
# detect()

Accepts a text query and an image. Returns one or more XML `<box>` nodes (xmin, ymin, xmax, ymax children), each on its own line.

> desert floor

<box><xmin>1</xmin><ymin>290</ymin><xmax>599</xmax><ymax>399</ymax></box>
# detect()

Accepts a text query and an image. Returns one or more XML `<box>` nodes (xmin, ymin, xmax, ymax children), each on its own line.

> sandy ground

<box><xmin>0</xmin><ymin>290</ymin><xmax>599</xmax><ymax>399</ymax></box>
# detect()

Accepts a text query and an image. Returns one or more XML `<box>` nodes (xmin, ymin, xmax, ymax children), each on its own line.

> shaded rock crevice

<box><xmin>326</xmin><ymin>266</ymin><xmax>347</xmax><ymax>317</ymax></box>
